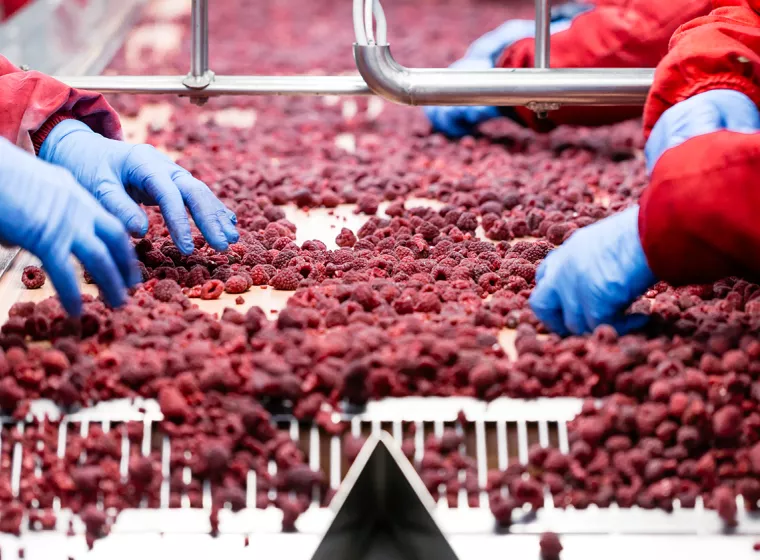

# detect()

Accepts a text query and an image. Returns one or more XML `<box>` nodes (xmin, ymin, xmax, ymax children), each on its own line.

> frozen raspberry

<box><xmin>713</xmin><ymin>486</ymin><xmax>738</xmax><ymax>527</ymax></box>
<box><xmin>335</xmin><ymin>228</ymin><xmax>357</xmax><ymax>248</ymax></box>
<box><xmin>270</xmin><ymin>269</ymin><xmax>300</xmax><ymax>291</ymax></box>
<box><xmin>200</xmin><ymin>280</ymin><xmax>224</xmax><ymax>300</ymax></box>
<box><xmin>224</xmin><ymin>275</ymin><xmax>249</xmax><ymax>294</ymax></box>
<box><xmin>521</xmin><ymin>241</ymin><xmax>553</xmax><ymax>264</ymax></box>
<box><xmin>153</xmin><ymin>279</ymin><xmax>181</xmax><ymax>302</ymax></box>
<box><xmin>539</xmin><ymin>532</ymin><xmax>563</xmax><ymax>560</ymax></box>
<box><xmin>21</xmin><ymin>266</ymin><xmax>45</xmax><ymax>289</ymax></box>
<box><xmin>186</xmin><ymin>265</ymin><xmax>210</xmax><ymax>287</ymax></box>
<box><xmin>478</xmin><ymin>273</ymin><xmax>502</xmax><ymax>294</ymax></box>
<box><xmin>456</xmin><ymin>212</ymin><xmax>478</xmax><ymax>231</ymax></box>
<box><xmin>713</xmin><ymin>405</ymin><xmax>742</xmax><ymax>439</ymax></box>
<box><xmin>159</xmin><ymin>386</ymin><xmax>189</xmax><ymax>422</ymax></box>
<box><xmin>249</xmin><ymin>265</ymin><xmax>270</xmax><ymax>286</ymax></box>
<box><xmin>356</xmin><ymin>194</ymin><xmax>380</xmax><ymax>215</ymax></box>
<box><xmin>414</xmin><ymin>293</ymin><xmax>442</xmax><ymax>313</ymax></box>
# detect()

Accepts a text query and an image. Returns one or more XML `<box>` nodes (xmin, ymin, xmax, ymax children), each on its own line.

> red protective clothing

<box><xmin>0</xmin><ymin>55</ymin><xmax>121</xmax><ymax>154</ymax></box>
<box><xmin>638</xmin><ymin>0</ymin><xmax>760</xmax><ymax>286</ymax></box>
<box><xmin>639</xmin><ymin>131</ymin><xmax>760</xmax><ymax>285</ymax></box>
<box><xmin>495</xmin><ymin>0</ymin><xmax>712</xmax><ymax>131</ymax></box>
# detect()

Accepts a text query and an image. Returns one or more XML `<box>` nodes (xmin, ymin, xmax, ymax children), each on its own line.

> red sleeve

<box><xmin>0</xmin><ymin>56</ymin><xmax>122</xmax><ymax>154</ymax></box>
<box><xmin>495</xmin><ymin>0</ymin><xmax>712</xmax><ymax>132</ymax></box>
<box><xmin>643</xmin><ymin>1</ymin><xmax>760</xmax><ymax>138</ymax></box>
<box><xmin>638</xmin><ymin>130</ymin><xmax>760</xmax><ymax>285</ymax></box>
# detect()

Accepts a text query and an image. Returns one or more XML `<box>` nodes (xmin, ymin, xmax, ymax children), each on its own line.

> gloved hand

<box><xmin>0</xmin><ymin>138</ymin><xmax>139</xmax><ymax>316</ymax></box>
<box><xmin>645</xmin><ymin>89</ymin><xmax>760</xmax><ymax>173</ymax></box>
<box><xmin>528</xmin><ymin>206</ymin><xmax>656</xmax><ymax>336</ymax></box>
<box><xmin>39</xmin><ymin>120</ymin><xmax>239</xmax><ymax>255</ymax></box>
<box><xmin>424</xmin><ymin>4</ymin><xmax>591</xmax><ymax>138</ymax></box>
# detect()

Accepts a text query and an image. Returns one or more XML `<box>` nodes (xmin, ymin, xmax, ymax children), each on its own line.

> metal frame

<box><xmin>51</xmin><ymin>0</ymin><xmax>655</xmax><ymax>109</ymax></box>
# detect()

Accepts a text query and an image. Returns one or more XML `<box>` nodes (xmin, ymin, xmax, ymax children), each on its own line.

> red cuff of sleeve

<box><xmin>643</xmin><ymin>75</ymin><xmax>760</xmax><ymax>138</ymax></box>
<box><xmin>30</xmin><ymin>111</ymin><xmax>75</xmax><ymax>155</ymax></box>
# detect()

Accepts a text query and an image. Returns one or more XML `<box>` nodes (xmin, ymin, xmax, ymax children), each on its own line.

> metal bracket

<box><xmin>182</xmin><ymin>70</ymin><xmax>215</xmax><ymax>106</ymax></box>
<box><xmin>527</xmin><ymin>101</ymin><xmax>560</xmax><ymax>118</ymax></box>
<box><xmin>312</xmin><ymin>432</ymin><xmax>459</xmax><ymax>560</ymax></box>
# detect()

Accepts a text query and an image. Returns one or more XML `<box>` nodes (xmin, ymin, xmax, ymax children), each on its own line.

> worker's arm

<box><xmin>528</xmin><ymin>88</ymin><xmax>760</xmax><ymax>336</ymax></box>
<box><xmin>498</xmin><ymin>0</ymin><xmax>713</xmax><ymax>131</ymax></box>
<box><xmin>0</xmin><ymin>137</ymin><xmax>139</xmax><ymax>316</ymax></box>
<box><xmin>642</xmin><ymin>0</ymin><xmax>760</xmax><ymax>137</ymax></box>
<box><xmin>0</xmin><ymin>55</ymin><xmax>121</xmax><ymax>153</ymax></box>
<box><xmin>0</xmin><ymin>57</ymin><xmax>238</xmax><ymax>252</ymax></box>
<box><xmin>422</xmin><ymin>5</ymin><xmax>591</xmax><ymax>138</ymax></box>
<box><xmin>636</xmin><ymin>0</ymin><xmax>760</xmax><ymax>284</ymax></box>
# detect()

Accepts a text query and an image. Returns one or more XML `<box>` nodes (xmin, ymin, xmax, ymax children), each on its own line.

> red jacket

<box><xmin>495</xmin><ymin>0</ymin><xmax>712</xmax><ymax>131</ymax></box>
<box><xmin>0</xmin><ymin>55</ymin><xmax>121</xmax><ymax>154</ymax></box>
<box><xmin>639</xmin><ymin>0</ymin><xmax>760</xmax><ymax>286</ymax></box>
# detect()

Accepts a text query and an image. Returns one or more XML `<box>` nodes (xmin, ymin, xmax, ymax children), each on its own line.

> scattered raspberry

<box><xmin>270</xmin><ymin>269</ymin><xmax>300</xmax><ymax>291</ymax></box>
<box><xmin>335</xmin><ymin>228</ymin><xmax>357</xmax><ymax>248</ymax></box>
<box><xmin>153</xmin><ymin>279</ymin><xmax>182</xmax><ymax>302</ymax></box>
<box><xmin>235</xmin><ymin>296</ymin><xmax>245</xmax><ymax>305</ymax></box>
<box><xmin>200</xmin><ymin>280</ymin><xmax>224</xmax><ymax>300</ymax></box>
<box><xmin>539</xmin><ymin>532</ymin><xmax>562</xmax><ymax>560</ymax></box>
<box><xmin>224</xmin><ymin>275</ymin><xmax>249</xmax><ymax>294</ymax></box>
<box><xmin>21</xmin><ymin>266</ymin><xmax>45</xmax><ymax>289</ymax></box>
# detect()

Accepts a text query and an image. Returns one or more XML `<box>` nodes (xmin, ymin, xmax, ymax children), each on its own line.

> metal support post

<box><xmin>534</xmin><ymin>0</ymin><xmax>550</xmax><ymax>70</ymax></box>
<box><xmin>183</xmin><ymin>0</ymin><xmax>213</xmax><ymax>104</ymax></box>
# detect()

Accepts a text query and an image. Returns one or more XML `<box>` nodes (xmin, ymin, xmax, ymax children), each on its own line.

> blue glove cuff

<box><xmin>645</xmin><ymin>89</ymin><xmax>760</xmax><ymax>174</ymax></box>
<box><xmin>39</xmin><ymin>119</ymin><xmax>93</xmax><ymax>165</ymax></box>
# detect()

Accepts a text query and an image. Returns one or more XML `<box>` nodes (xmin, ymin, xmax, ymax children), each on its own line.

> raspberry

<box><xmin>273</xmin><ymin>250</ymin><xmax>297</xmax><ymax>269</ymax></box>
<box><xmin>235</xmin><ymin>296</ymin><xmax>245</xmax><ymax>305</ymax></box>
<box><xmin>21</xmin><ymin>266</ymin><xmax>45</xmax><ymax>289</ymax></box>
<box><xmin>539</xmin><ymin>532</ymin><xmax>563</xmax><ymax>560</ymax></box>
<box><xmin>200</xmin><ymin>280</ymin><xmax>224</xmax><ymax>300</ymax></box>
<box><xmin>478</xmin><ymin>272</ymin><xmax>501</xmax><ymax>294</ymax></box>
<box><xmin>414</xmin><ymin>293</ymin><xmax>442</xmax><ymax>313</ymax></box>
<box><xmin>546</xmin><ymin>223</ymin><xmax>578</xmax><ymax>245</ymax></box>
<box><xmin>153</xmin><ymin>279</ymin><xmax>181</xmax><ymax>302</ymax></box>
<box><xmin>335</xmin><ymin>228</ymin><xmax>357</xmax><ymax>248</ymax></box>
<box><xmin>224</xmin><ymin>275</ymin><xmax>249</xmax><ymax>294</ymax></box>
<box><xmin>521</xmin><ymin>241</ymin><xmax>553</xmax><ymax>263</ymax></box>
<box><xmin>456</xmin><ymin>211</ymin><xmax>478</xmax><ymax>231</ymax></box>
<box><xmin>713</xmin><ymin>486</ymin><xmax>737</xmax><ymax>527</ymax></box>
<box><xmin>356</xmin><ymin>194</ymin><xmax>380</xmax><ymax>215</ymax></box>
<box><xmin>270</xmin><ymin>269</ymin><xmax>300</xmax><ymax>291</ymax></box>
<box><xmin>185</xmin><ymin>265</ymin><xmax>210</xmax><ymax>287</ymax></box>
<box><xmin>249</xmin><ymin>265</ymin><xmax>270</xmax><ymax>286</ymax></box>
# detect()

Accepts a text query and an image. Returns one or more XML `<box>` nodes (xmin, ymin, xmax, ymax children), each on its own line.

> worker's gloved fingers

<box><xmin>528</xmin><ymin>282</ymin><xmax>570</xmax><ymax>337</ymax></box>
<box><xmin>94</xmin><ymin>212</ymin><xmax>142</xmax><ymax>288</ymax></box>
<box><xmin>138</xmin><ymin>171</ymin><xmax>195</xmax><ymax>255</ymax></box>
<box><xmin>608</xmin><ymin>313</ymin><xmax>650</xmax><ymax>336</ymax></box>
<box><xmin>73</xmin><ymin>234</ymin><xmax>128</xmax><ymax>309</ymax></box>
<box><xmin>175</xmin><ymin>173</ymin><xmax>239</xmax><ymax>251</ymax></box>
<box><xmin>96</xmin><ymin>181</ymin><xmax>150</xmax><ymax>237</ymax></box>
<box><xmin>559</xmin><ymin>297</ymin><xmax>588</xmax><ymax>335</ymax></box>
<box><xmin>41</xmin><ymin>254</ymin><xmax>82</xmax><ymax>317</ymax></box>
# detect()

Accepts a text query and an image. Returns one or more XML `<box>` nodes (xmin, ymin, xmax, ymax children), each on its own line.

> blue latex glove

<box><xmin>39</xmin><ymin>120</ymin><xmax>239</xmax><ymax>255</ymax></box>
<box><xmin>645</xmin><ymin>89</ymin><xmax>760</xmax><ymax>174</ymax></box>
<box><xmin>424</xmin><ymin>5</ymin><xmax>591</xmax><ymax>138</ymax></box>
<box><xmin>529</xmin><ymin>206</ymin><xmax>656</xmax><ymax>336</ymax></box>
<box><xmin>0</xmin><ymin>138</ymin><xmax>139</xmax><ymax>316</ymax></box>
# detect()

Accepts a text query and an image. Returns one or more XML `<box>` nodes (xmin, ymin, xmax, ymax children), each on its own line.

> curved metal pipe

<box><xmin>354</xmin><ymin>44</ymin><xmax>654</xmax><ymax>106</ymax></box>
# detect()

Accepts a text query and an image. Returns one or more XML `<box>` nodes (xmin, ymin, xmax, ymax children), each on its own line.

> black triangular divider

<box><xmin>311</xmin><ymin>431</ymin><xmax>459</xmax><ymax>560</ymax></box>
